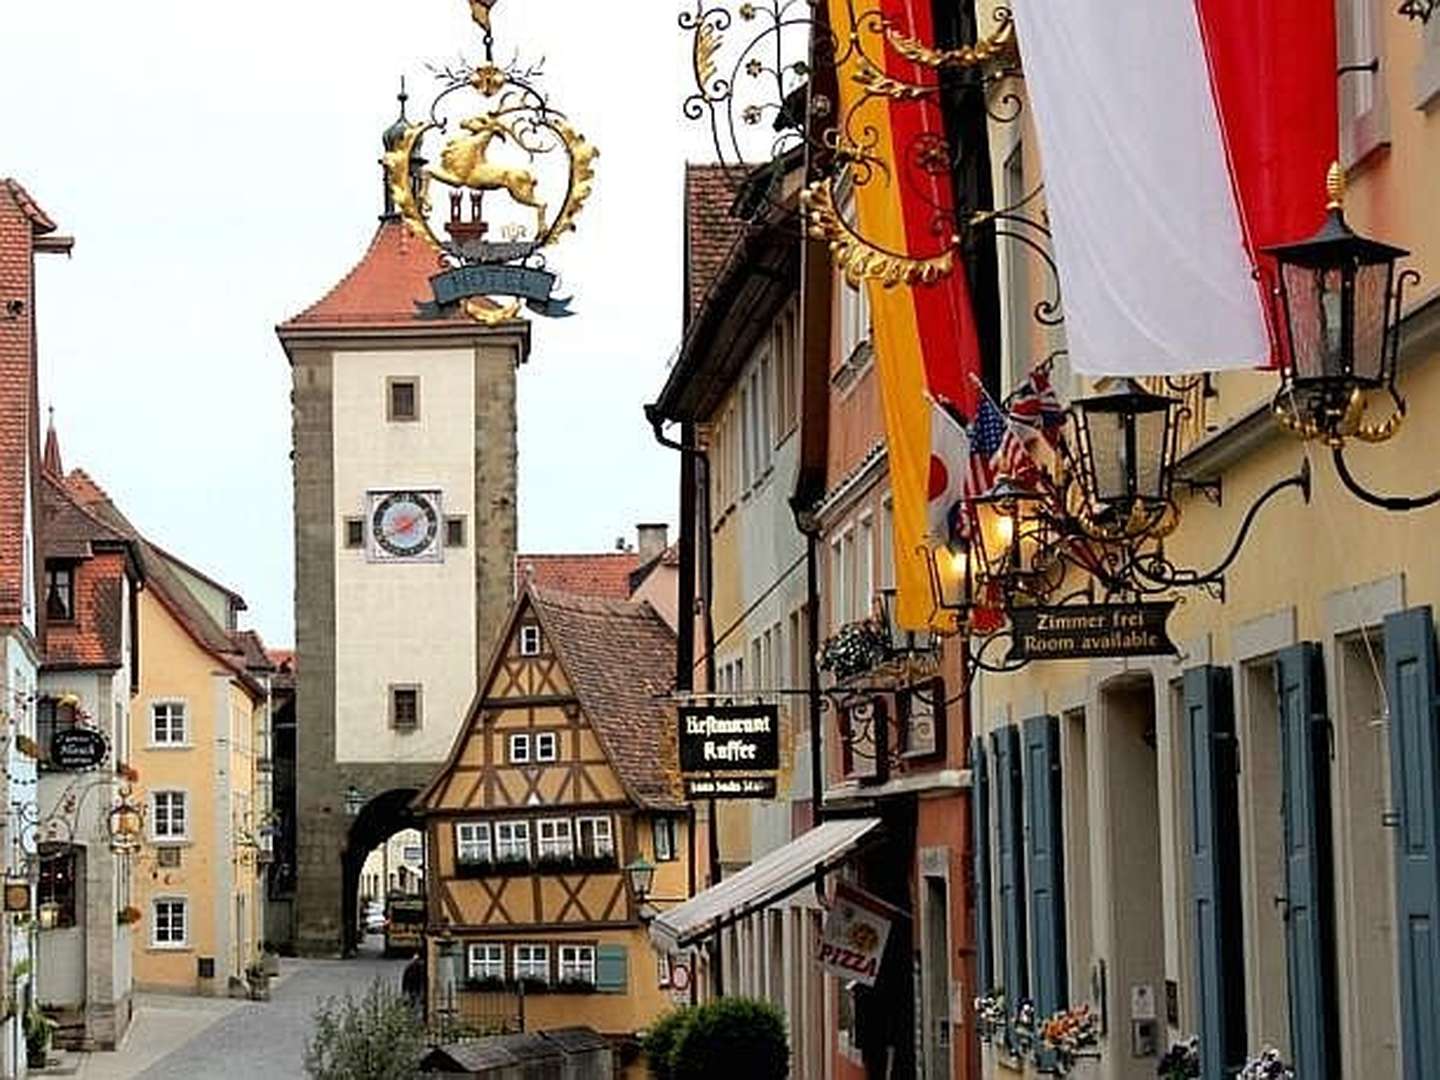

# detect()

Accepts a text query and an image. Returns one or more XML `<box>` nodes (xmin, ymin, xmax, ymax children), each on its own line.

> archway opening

<box><xmin>340</xmin><ymin>788</ymin><xmax>423</xmax><ymax>958</ymax></box>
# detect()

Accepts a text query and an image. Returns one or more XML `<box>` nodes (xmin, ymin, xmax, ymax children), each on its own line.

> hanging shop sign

<box><xmin>819</xmin><ymin>883</ymin><xmax>895</xmax><ymax>988</ymax></box>
<box><xmin>48</xmin><ymin>727</ymin><xmax>110</xmax><ymax>772</ymax></box>
<box><xmin>677</xmin><ymin>704</ymin><xmax>780</xmax><ymax>774</ymax></box>
<box><xmin>683</xmin><ymin>776</ymin><xmax>777</xmax><ymax>801</ymax></box>
<box><xmin>1006</xmin><ymin>602</ymin><xmax>1178</xmax><ymax>662</ymax></box>
<box><xmin>3</xmin><ymin>882</ymin><xmax>30</xmax><ymax>914</ymax></box>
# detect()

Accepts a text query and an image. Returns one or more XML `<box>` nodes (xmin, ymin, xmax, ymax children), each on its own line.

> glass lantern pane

<box><xmin>1133</xmin><ymin>409</ymin><xmax>1169</xmax><ymax>502</ymax></box>
<box><xmin>1086</xmin><ymin>412</ymin><xmax>1128</xmax><ymax>503</ymax></box>
<box><xmin>976</xmin><ymin>502</ymin><xmax>1014</xmax><ymax>572</ymax></box>
<box><xmin>1352</xmin><ymin>261</ymin><xmax>1389</xmax><ymax>385</ymax></box>
<box><xmin>1282</xmin><ymin>263</ymin><xmax>1345</xmax><ymax>382</ymax></box>
<box><xmin>936</xmin><ymin>546</ymin><xmax>969</xmax><ymax>609</ymax></box>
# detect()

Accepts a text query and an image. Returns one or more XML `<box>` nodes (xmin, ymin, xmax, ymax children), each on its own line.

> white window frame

<box><xmin>1337</xmin><ymin>0</ymin><xmax>1390</xmax><ymax>166</ymax></box>
<box><xmin>508</xmin><ymin>733</ymin><xmax>531</xmax><ymax>764</ymax></box>
<box><xmin>467</xmin><ymin>943</ymin><xmax>505</xmax><ymax>982</ymax></box>
<box><xmin>151</xmin><ymin>791</ymin><xmax>188</xmax><ymax>843</ymax></box>
<box><xmin>558</xmin><ymin>944</ymin><xmax>596</xmax><ymax>985</ymax></box>
<box><xmin>657</xmin><ymin>951</ymin><xmax>672</xmax><ymax>988</ymax></box>
<box><xmin>494</xmin><ymin>820</ymin><xmax>531</xmax><ymax>863</ymax></box>
<box><xmin>654</xmin><ymin>817</ymin><xmax>677</xmax><ymax>862</ymax></box>
<box><xmin>537</xmin><ymin>818</ymin><xmax>574</xmax><ymax>860</ymax></box>
<box><xmin>577</xmin><ymin>816</ymin><xmax>614</xmax><ymax>860</ymax></box>
<box><xmin>152</xmin><ymin>897</ymin><xmax>188</xmax><ymax>949</ymax></box>
<box><xmin>515</xmin><ymin>944</ymin><xmax>550</xmax><ymax>984</ymax></box>
<box><xmin>456</xmin><ymin>822</ymin><xmax>491</xmax><ymax>864</ymax></box>
<box><xmin>535</xmin><ymin>731</ymin><xmax>559</xmax><ymax>762</ymax></box>
<box><xmin>519</xmin><ymin>625</ymin><xmax>542</xmax><ymax>656</ymax></box>
<box><xmin>150</xmin><ymin>701</ymin><xmax>188</xmax><ymax>747</ymax></box>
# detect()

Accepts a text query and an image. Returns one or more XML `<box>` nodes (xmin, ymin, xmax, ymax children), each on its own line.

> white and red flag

<box><xmin>1007</xmin><ymin>0</ymin><xmax>1337</xmax><ymax>376</ymax></box>
<box><xmin>927</xmin><ymin>398</ymin><xmax>970</xmax><ymax>545</ymax></box>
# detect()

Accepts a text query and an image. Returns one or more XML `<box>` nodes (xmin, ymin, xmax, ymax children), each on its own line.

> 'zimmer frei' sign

<box><xmin>677</xmin><ymin>704</ymin><xmax>780</xmax><ymax>773</ymax></box>
<box><xmin>1006</xmin><ymin>602</ymin><xmax>1178</xmax><ymax>662</ymax></box>
<box><xmin>819</xmin><ymin>883</ymin><xmax>894</xmax><ymax>987</ymax></box>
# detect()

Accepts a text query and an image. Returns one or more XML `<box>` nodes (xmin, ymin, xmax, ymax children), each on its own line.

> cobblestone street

<box><xmin>68</xmin><ymin>942</ymin><xmax>405</xmax><ymax>1080</ymax></box>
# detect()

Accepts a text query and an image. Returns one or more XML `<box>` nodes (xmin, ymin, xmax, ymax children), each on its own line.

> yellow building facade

<box><xmin>128</xmin><ymin>569</ymin><xmax>267</xmax><ymax>995</ymax></box>
<box><xmin>417</xmin><ymin>586</ymin><xmax>690</xmax><ymax>1073</ymax></box>
<box><xmin>971</xmin><ymin>8</ymin><xmax>1440</xmax><ymax>1080</ymax></box>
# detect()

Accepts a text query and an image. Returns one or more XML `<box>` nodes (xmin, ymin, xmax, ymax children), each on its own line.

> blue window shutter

<box><xmin>1023</xmin><ymin>715</ymin><xmax>1066</xmax><ymax>1019</ymax></box>
<box><xmin>596</xmin><ymin>945</ymin><xmax>627</xmax><ymax>993</ymax></box>
<box><xmin>973</xmin><ymin>738</ymin><xmax>995</xmax><ymax>996</ymax></box>
<box><xmin>1384</xmin><ymin>607</ymin><xmax>1440</xmax><ymax>1080</ymax></box>
<box><xmin>1275</xmin><ymin>643</ymin><xmax>1340</xmax><ymax>1079</ymax></box>
<box><xmin>992</xmin><ymin>726</ymin><xmax>1028</xmax><ymax>1011</ymax></box>
<box><xmin>1183</xmin><ymin>665</ymin><xmax>1247</xmax><ymax>1079</ymax></box>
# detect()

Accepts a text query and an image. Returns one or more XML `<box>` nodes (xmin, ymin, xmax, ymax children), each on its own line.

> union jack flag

<box><xmin>1007</xmin><ymin>367</ymin><xmax>1068</xmax><ymax>446</ymax></box>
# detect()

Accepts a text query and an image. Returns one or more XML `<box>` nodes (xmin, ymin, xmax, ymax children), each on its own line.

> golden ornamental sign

<box><xmin>384</xmin><ymin>0</ymin><xmax>598</xmax><ymax>325</ymax></box>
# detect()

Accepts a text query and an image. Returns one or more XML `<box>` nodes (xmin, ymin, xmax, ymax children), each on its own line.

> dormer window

<box><xmin>45</xmin><ymin>565</ymin><xmax>74</xmax><ymax>622</ymax></box>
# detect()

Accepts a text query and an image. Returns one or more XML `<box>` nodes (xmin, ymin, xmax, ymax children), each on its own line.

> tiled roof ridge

<box><xmin>42</xmin><ymin>471</ymin><xmax>127</xmax><ymax>544</ymax></box>
<box><xmin>283</xmin><ymin>218</ymin><xmax>411</xmax><ymax>324</ymax></box>
<box><xmin>1</xmin><ymin>178</ymin><xmax>56</xmax><ymax>234</ymax></box>
<box><xmin>529</xmin><ymin>585</ymin><xmax>660</xmax><ymax>620</ymax></box>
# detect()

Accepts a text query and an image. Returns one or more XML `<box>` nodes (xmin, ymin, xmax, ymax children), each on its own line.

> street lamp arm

<box><xmin>1123</xmin><ymin>460</ymin><xmax>1312</xmax><ymax>595</ymax></box>
<box><xmin>1331</xmin><ymin>444</ymin><xmax>1440</xmax><ymax>511</ymax></box>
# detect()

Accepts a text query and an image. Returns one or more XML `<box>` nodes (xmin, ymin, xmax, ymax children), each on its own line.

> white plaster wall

<box><xmin>4</xmin><ymin>635</ymin><xmax>37</xmax><ymax>1080</ymax></box>
<box><xmin>332</xmin><ymin>348</ymin><xmax>478</xmax><ymax>764</ymax></box>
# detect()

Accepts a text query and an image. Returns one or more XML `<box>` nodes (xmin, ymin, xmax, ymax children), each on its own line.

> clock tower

<box><xmin>277</xmin><ymin>121</ymin><xmax>527</xmax><ymax>955</ymax></box>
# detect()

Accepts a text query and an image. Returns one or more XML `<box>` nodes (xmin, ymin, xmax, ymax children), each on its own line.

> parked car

<box><xmin>362</xmin><ymin>901</ymin><xmax>386</xmax><ymax>934</ymax></box>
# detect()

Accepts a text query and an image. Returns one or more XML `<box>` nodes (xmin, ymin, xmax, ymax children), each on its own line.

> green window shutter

<box><xmin>1183</xmin><ymin>665</ymin><xmax>1247</xmax><ymax>1079</ymax></box>
<box><xmin>1022</xmin><ymin>715</ymin><xmax>1066</xmax><ymax>1019</ymax></box>
<box><xmin>973</xmin><ymin>738</ymin><xmax>994</xmax><ymax>996</ymax></box>
<box><xmin>596</xmin><ymin>944</ymin><xmax>628</xmax><ymax>993</ymax></box>
<box><xmin>1275</xmin><ymin>642</ymin><xmax>1340</xmax><ymax>1080</ymax></box>
<box><xmin>1383</xmin><ymin>607</ymin><xmax>1440</xmax><ymax>1080</ymax></box>
<box><xmin>992</xmin><ymin>725</ymin><xmax>1028</xmax><ymax>1012</ymax></box>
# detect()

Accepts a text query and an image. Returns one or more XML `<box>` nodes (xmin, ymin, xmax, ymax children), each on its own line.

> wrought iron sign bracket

<box><xmin>1330</xmin><ymin>444</ymin><xmax>1440</xmax><ymax>511</ymax></box>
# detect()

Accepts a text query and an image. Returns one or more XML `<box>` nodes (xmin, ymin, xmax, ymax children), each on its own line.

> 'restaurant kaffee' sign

<box><xmin>819</xmin><ymin>883</ymin><xmax>894</xmax><ymax>987</ymax></box>
<box><xmin>678</xmin><ymin>704</ymin><xmax>780</xmax><ymax>773</ymax></box>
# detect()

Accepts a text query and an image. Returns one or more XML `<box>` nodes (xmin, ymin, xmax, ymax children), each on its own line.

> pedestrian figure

<box><xmin>402</xmin><ymin>952</ymin><xmax>426</xmax><ymax>1020</ymax></box>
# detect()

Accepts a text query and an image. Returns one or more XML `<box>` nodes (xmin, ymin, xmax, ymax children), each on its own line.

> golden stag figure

<box><xmin>429</xmin><ymin>114</ymin><xmax>548</xmax><ymax>236</ymax></box>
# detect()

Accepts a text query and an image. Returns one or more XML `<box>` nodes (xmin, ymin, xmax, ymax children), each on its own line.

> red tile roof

<box><xmin>59</xmin><ymin>469</ymin><xmax>264</xmax><ymax>698</ymax></box>
<box><xmin>529</xmin><ymin>587</ymin><xmax>682</xmax><ymax>809</ymax></box>
<box><xmin>515</xmin><ymin>552</ymin><xmax>644</xmax><ymax>601</ymax></box>
<box><xmin>40</xmin><ymin>472</ymin><xmax>135</xmax><ymax>669</ymax></box>
<box><xmin>684</xmin><ymin>164</ymin><xmax>747</xmax><ymax>320</ymax></box>
<box><xmin>0</xmin><ymin>180</ymin><xmax>61</xmax><ymax>628</ymax></box>
<box><xmin>279</xmin><ymin>219</ymin><xmax>495</xmax><ymax>331</ymax></box>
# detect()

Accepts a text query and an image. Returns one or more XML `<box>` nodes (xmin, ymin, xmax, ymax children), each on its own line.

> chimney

<box><xmin>637</xmin><ymin>523</ymin><xmax>669</xmax><ymax>563</ymax></box>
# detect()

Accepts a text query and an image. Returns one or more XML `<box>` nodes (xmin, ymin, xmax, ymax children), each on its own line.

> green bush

<box><xmin>302</xmin><ymin>978</ymin><xmax>425</xmax><ymax>1080</ymax></box>
<box><xmin>670</xmin><ymin>997</ymin><xmax>788</xmax><ymax>1080</ymax></box>
<box><xmin>641</xmin><ymin>1005</ymin><xmax>697</xmax><ymax>1079</ymax></box>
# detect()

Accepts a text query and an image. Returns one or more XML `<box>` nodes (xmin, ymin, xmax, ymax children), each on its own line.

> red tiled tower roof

<box><xmin>42</xmin><ymin>409</ymin><xmax>62</xmax><ymax>477</ymax></box>
<box><xmin>279</xmin><ymin>219</ymin><xmax>510</xmax><ymax>332</ymax></box>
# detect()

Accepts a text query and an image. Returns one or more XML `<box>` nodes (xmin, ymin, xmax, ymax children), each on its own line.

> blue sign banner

<box><xmin>424</xmin><ymin>264</ymin><xmax>574</xmax><ymax>318</ymax></box>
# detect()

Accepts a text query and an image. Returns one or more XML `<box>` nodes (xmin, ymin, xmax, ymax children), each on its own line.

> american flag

<box><xmin>963</xmin><ymin>396</ymin><xmax>1007</xmax><ymax>503</ymax></box>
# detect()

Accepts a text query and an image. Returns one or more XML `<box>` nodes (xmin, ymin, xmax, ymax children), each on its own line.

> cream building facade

<box><xmin>972</xmin><ymin>7</ymin><xmax>1440</xmax><ymax>1080</ymax></box>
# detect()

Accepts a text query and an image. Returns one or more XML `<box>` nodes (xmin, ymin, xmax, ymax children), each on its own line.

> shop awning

<box><xmin>649</xmin><ymin>817</ymin><xmax>882</xmax><ymax>952</ymax></box>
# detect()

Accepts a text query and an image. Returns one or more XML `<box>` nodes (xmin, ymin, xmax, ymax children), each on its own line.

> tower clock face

<box><xmin>368</xmin><ymin>490</ymin><xmax>442</xmax><ymax>561</ymax></box>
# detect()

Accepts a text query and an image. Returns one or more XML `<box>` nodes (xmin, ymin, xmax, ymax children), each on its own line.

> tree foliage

<box><xmin>302</xmin><ymin>977</ymin><xmax>426</xmax><ymax>1080</ymax></box>
<box><xmin>641</xmin><ymin>1005</ymin><xmax>696</xmax><ymax>1080</ymax></box>
<box><xmin>667</xmin><ymin>997</ymin><xmax>788</xmax><ymax>1080</ymax></box>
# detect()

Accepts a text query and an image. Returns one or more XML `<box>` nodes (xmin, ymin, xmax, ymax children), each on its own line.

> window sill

<box><xmin>147</xmin><ymin>943</ymin><xmax>192</xmax><ymax>954</ymax></box>
<box><xmin>149</xmin><ymin>838</ymin><xmax>193</xmax><ymax>848</ymax></box>
<box><xmin>147</xmin><ymin>743</ymin><xmax>194</xmax><ymax>751</ymax></box>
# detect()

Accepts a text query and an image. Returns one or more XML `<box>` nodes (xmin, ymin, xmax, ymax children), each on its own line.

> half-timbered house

<box><xmin>415</xmin><ymin>585</ymin><xmax>690</xmax><ymax>1064</ymax></box>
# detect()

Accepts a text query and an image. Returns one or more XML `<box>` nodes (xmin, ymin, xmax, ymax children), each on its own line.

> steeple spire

<box><xmin>380</xmin><ymin>79</ymin><xmax>411</xmax><ymax>221</ymax></box>
<box><xmin>42</xmin><ymin>406</ymin><xmax>62</xmax><ymax>478</ymax></box>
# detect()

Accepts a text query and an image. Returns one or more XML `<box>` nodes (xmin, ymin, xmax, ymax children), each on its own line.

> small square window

<box><xmin>519</xmin><ymin>625</ymin><xmax>542</xmax><ymax>656</ymax></box>
<box><xmin>509</xmin><ymin>733</ymin><xmax>531</xmax><ymax>764</ymax></box>
<box><xmin>391</xmin><ymin>686</ymin><xmax>421</xmax><ymax>732</ymax></box>
<box><xmin>515</xmin><ymin>944</ymin><xmax>550</xmax><ymax>984</ymax></box>
<box><xmin>157</xmin><ymin>847</ymin><xmax>182</xmax><ymax>869</ymax></box>
<box><xmin>387</xmin><ymin>378</ymin><xmax>418</xmax><ymax>422</ymax></box>
<box><xmin>344</xmin><ymin>517</ymin><xmax>365</xmax><ymax>549</ymax></box>
<box><xmin>535</xmin><ymin>732</ymin><xmax>558</xmax><ymax>762</ymax></box>
<box><xmin>445</xmin><ymin>517</ymin><xmax>466</xmax><ymax>548</ymax></box>
<box><xmin>456</xmin><ymin>822</ymin><xmax>491</xmax><ymax>864</ymax></box>
<box><xmin>152</xmin><ymin>702</ymin><xmax>187</xmax><ymax>746</ymax></box>
<box><xmin>467</xmin><ymin>943</ymin><xmax>505</xmax><ymax>982</ymax></box>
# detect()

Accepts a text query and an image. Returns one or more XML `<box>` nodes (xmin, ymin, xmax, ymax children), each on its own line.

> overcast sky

<box><xmin>2</xmin><ymin>1</ymin><xmax>706</xmax><ymax>645</ymax></box>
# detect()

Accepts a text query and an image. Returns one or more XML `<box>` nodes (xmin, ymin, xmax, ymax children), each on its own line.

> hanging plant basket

<box><xmin>818</xmin><ymin>619</ymin><xmax>892</xmax><ymax>682</ymax></box>
<box><xmin>116</xmin><ymin>905</ymin><xmax>142</xmax><ymax>926</ymax></box>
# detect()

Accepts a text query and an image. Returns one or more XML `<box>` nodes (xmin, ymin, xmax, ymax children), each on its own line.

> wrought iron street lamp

<box><xmin>1266</xmin><ymin>166</ymin><xmax>1411</xmax><ymax>447</ymax></box>
<box><xmin>1070</xmin><ymin>379</ymin><xmax>1180</xmax><ymax>537</ymax></box>
<box><xmin>926</xmin><ymin>541</ymin><xmax>973</xmax><ymax>619</ymax></box>
<box><xmin>624</xmin><ymin>856</ymin><xmax>657</xmax><ymax>905</ymax></box>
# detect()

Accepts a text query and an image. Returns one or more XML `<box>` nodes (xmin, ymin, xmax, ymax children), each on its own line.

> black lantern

<box><xmin>969</xmin><ymin>477</ymin><xmax>1050</xmax><ymax>594</ymax></box>
<box><xmin>1264</xmin><ymin>168</ymin><xmax>1409</xmax><ymax>443</ymax></box>
<box><xmin>1070</xmin><ymin>379</ymin><xmax>1180</xmax><ymax>531</ymax></box>
<box><xmin>624</xmin><ymin>855</ymin><xmax>656</xmax><ymax>904</ymax></box>
<box><xmin>925</xmin><ymin>541</ymin><xmax>973</xmax><ymax>620</ymax></box>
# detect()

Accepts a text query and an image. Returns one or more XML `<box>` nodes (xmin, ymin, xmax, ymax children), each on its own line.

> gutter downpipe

<box><xmin>646</xmin><ymin>406</ymin><xmax>724</xmax><ymax>997</ymax></box>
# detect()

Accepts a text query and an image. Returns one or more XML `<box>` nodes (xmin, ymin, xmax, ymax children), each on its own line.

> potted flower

<box><xmin>117</xmin><ymin>905</ymin><xmax>141</xmax><ymax>927</ymax></box>
<box><xmin>1157</xmin><ymin>1037</ymin><xmax>1200</xmax><ymax>1079</ymax></box>
<box><xmin>1239</xmin><ymin>1048</ymin><xmax>1295</xmax><ymax>1080</ymax></box>
<box><xmin>1038</xmin><ymin>1004</ymin><xmax>1100</xmax><ymax>1074</ymax></box>
<box><xmin>973</xmin><ymin>988</ymin><xmax>1007</xmax><ymax>1044</ymax></box>
<box><xmin>24</xmin><ymin>1007</ymin><xmax>56</xmax><ymax>1068</ymax></box>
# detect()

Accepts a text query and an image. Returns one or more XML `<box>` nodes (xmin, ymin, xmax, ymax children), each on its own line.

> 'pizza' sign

<box><xmin>819</xmin><ymin>883</ymin><xmax>894</xmax><ymax>987</ymax></box>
